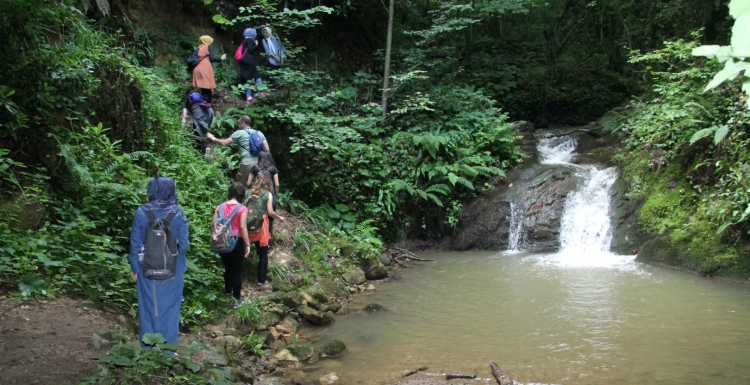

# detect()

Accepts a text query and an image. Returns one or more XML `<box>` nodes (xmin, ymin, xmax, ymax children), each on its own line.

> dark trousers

<box><xmin>200</xmin><ymin>88</ymin><xmax>212</xmax><ymax>103</ymax></box>
<box><xmin>268</xmin><ymin>217</ymin><xmax>274</xmax><ymax>246</ymax></box>
<box><xmin>220</xmin><ymin>238</ymin><xmax>246</xmax><ymax>299</ymax></box>
<box><xmin>254</xmin><ymin>241</ymin><xmax>268</xmax><ymax>283</ymax></box>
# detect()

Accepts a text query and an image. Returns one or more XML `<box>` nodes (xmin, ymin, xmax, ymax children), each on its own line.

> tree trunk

<box><xmin>381</xmin><ymin>0</ymin><xmax>394</xmax><ymax>120</ymax></box>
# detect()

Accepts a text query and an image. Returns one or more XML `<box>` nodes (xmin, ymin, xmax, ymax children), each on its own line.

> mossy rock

<box><xmin>259</xmin><ymin>311</ymin><xmax>282</xmax><ymax>328</ymax></box>
<box><xmin>342</xmin><ymin>267</ymin><xmax>366</xmax><ymax>285</ymax></box>
<box><xmin>298</xmin><ymin>305</ymin><xmax>335</xmax><ymax>326</ymax></box>
<box><xmin>320</xmin><ymin>339</ymin><xmax>347</xmax><ymax>357</ymax></box>
<box><xmin>287</xmin><ymin>342</ymin><xmax>318</xmax><ymax>362</ymax></box>
<box><xmin>334</xmin><ymin>239</ymin><xmax>356</xmax><ymax>258</ymax></box>
<box><xmin>307</xmin><ymin>278</ymin><xmax>349</xmax><ymax>299</ymax></box>
<box><xmin>323</xmin><ymin>302</ymin><xmax>342</xmax><ymax>313</ymax></box>
<box><xmin>283</xmin><ymin>291</ymin><xmax>305</xmax><ymax>309</ymax></box>
<box><xmin>636</xmin><ymin>238</ymin><xmax>679</xmax><ymax>265</ymax></box>
<box><xmin>265</xmin><ymin>291</ymin><xmax>287</xmax><ymax>304</ymax></box>
<box><xmin>310</xmin><ymin>290</ymin><xmax>329</xmax><ymax>304</ymax></box>
<box><xmin>272</xmin><ymin>281</ymin><xmax>297</xmax><ymax>293</ymax></box>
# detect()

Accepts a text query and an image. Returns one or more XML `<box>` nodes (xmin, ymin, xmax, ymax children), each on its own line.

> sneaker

<box><xmin>246</xmin><ymin>96</ymin><xmax>254</xmax><ymax>102</ymax></box>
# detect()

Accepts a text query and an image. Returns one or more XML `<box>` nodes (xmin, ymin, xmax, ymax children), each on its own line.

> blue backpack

<box><xmin>210</xmin><ymin>204</ymin><xmax>243</xmax><ymax>253</ymax></box>
<box><xmin>243</xmin><ymin>129</ymin><xmax>264</xmax><ymax>157</ymax></box>
<box><xmin>188</xmin><ymin>92</ymin><xmax>203</xmax><ymax>104</ymax></box>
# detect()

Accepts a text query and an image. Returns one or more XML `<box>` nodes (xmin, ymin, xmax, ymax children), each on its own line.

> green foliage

<box><xmin>693</xmin><ymin>0</ymin><xmax>750</xmax><ymax>109</ymax></box>
<box><xmin>236</xmin><ymin>299</ymin><xmax>264</xmax><ymax>327</ymax></box>
<box><xmin>83</xmin><ymin>334</ymin><xmax>226</xmax><ymax>385</ymax></box>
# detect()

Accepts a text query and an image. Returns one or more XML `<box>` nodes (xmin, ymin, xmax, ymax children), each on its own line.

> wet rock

<box><xmin>636</xmin><ymin>238</ymin><xmax>680</xmax><ymax>265</ymax></box>
<box><xmin>342</xmin><ymin>268</ymin><xmax>366</xmax><ymax>285</ymax></box>
<box><xmin>320</xmin><ymin>339</ymin><xmax>346</xmax><ymax>357</ymax></box>
<box><xmin>323</xmin><ymin>302</ymin><xmax>342</xmax><ymax>313</ymax></box>
<box><xmin>272</xmin><ymin>281</ymin><xmax>296</xmax><ymax>293</ymax></box>
<box><xmin>513</xmin><ymin>120</ymin><xmax>535</xmax><ymax>132</ymax></box>
<box><xmin>287</xmin><ymin>343</ymin><xmax>317</xmax><ymax>362</ymax></box>
<box><xmin>273</xmin><ymin>348</ymin><xmax>300</xmax><ymax>364</ymax></box>
<box><xmin>347</xmin><ymin>286</ymin><xmax>357</xmax><ymax>294</ymax></box>
<box><xmin>365</xmin><ymin>284</ymin><xmax>376</xmax><ymax>291</ymax></box>
<box><xmin>259</xmin><ymin>311</ymin><xmax>282</xmax><ymax>328</ymax></box>
<box><xmin>210</xmin><ymin>330</ymin><xmax>224</xmax><ymax>338</ymax></box>
<box><xmin>319</xmin><ymin>372</ymin><xmax>340</xmax><ymax>384</ymax></box>
<box><xmin>378</xmin><ymin>252</ymin><xmax>393</xmax><ymax>266</ymax></box>
<box><xmin>298</xmin><ymin>305</ymin><xmax>335</xmax><ymax>326</ymax></box>
<box><xmin>362</xmin><ymin>257</ymin><xmax>388</xmax><ymax>280</ymax></box>
<box><xmin>364</xmin><ymin>303</ymin><xmax>385</xmax><ymax>312</ymax></box>
<box><xmin>257</xmin><ymin>330</ymin><xmax>275</xmax><ymax>348</ymax></box>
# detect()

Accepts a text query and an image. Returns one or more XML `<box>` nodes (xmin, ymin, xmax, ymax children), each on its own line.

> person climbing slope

<box><xmin>206</xmin><ymin>115</ymin><xmax>269</xmax><ymax>184</ymax></box>
<box><xmin>237</xmin><ymin>28</ymin><xmax>263</xmax><ymax>102</ymax></box>
<box><xmin>191</xmin><ymin>35</ymin><xmax>226</xmax><ymax>103</ymax></box>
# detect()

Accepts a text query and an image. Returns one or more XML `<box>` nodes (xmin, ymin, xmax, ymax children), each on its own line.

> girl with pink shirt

<box><xmin>212</xmin><ymin>182</ymin><xmax>251</xmax><ymax>304</ymax></box>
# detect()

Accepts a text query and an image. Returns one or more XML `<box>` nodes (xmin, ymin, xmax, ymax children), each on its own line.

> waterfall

<box><xmin>525</xmin><ymin>135</ymin><xmax>635</xmax><ymax>267</ymax></box>
<box><xmin>506</xmin><ymin>202</ymin><xmax>526</xmax><ymax>252</ymax></box>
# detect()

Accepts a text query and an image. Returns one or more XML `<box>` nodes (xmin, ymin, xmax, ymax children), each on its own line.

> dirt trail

<box><xmin>0</xmin><ymin>297</ymin><xmax>124</xmax><ymax>385</ymax></box>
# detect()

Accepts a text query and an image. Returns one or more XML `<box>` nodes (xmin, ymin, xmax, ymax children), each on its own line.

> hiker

<box><xmin>129</xmin><ymin>177</ymin><xmax>190</xmax><ymax>347</ymax></box>
<box><xmin>212</xmin><ymin>182</ymin><xmax>251</xmax><ymax>304</ymax></box>
<box><xmin>247</xmin><ymin>151</ymin><xmax>279</xmax><ymax>249</ymax></box>
<box><xmin>206</xmin><ymin>115</ymin><xmax>269</xmax><ymax>184</ymax></box>
<box><xmin>181</xmin><ymin>86</ymin><xmax>214</xmax><ymax>154</ymax></box>
<box><xmin>192</xmin><ymin>35</ymin><xmax>227</xmax><ymax>103</ymax></box>
<box><xmin>261</xmin><ymin>26</ymin><xmax>285</xmax><ymax>72</ymax></box>
<box><xmin>238</xmin><ymin>28</ymin><xmax>263</xmax><ymax>102</ymax></box>
<box><xmin>247</xmin><ymin>172</ymin><xmax>285</xmax><ymax>285</ymax></box>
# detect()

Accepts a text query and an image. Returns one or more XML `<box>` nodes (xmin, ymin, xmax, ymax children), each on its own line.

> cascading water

<box><xmin>527</xmin><ymin>135</ymin><xmax>635</xmax><ymax>267</ymax></box>
<box><xmin>506</xmin><ymin>202</ymin><xmax>526</xmax><ymax>252</ymax></box>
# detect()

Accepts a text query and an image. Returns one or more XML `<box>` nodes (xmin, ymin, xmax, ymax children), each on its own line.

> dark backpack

<box><xmin>141</xmin><ymin>211</ymin><xmax>178</xmax><ymax>280</ymax></box>
<box><xmin>256</xmin><ymin>165</ymin><xmax>277</xmax><ymax>209</ymax></box>
<box><xmin>186</xmin><ymin>49</ymin><xmax>201</xmax><ymax>72</ymax></box>
<box><xmin>243</xmin><ymin>191</ymin><xmax>266</xmax><ymax>233</ymax></box>
<box><xmin>210</xmin><ymin>204</ymin><xmax>242</xmax><ymax>253</ymax></box>
<box><xmin>239</xmin><ymin>129</ymin><xmax>264</xmax><ymax>157</ymax></box>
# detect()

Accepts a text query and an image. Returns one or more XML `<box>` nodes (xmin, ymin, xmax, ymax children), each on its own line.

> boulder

<box><xmin>287</xmin><ymin>342</ymin><xmax>318</xmax><ymax>362</ymax></box>
<box><xmin>512</xmin><ymin>120</ymin><xmax>535</xmax><ymax>132</ymax></box>
<box><xmin>310</xmin><ymin>290</ymin><xmax>329</xmax><ymax>304</ymax></box>
<box><xmin>275</xmin><ymin>317</ymin><xmax>299</xmax><ymax>336</ymax></box>
<box><xmin>283</xmin><ymin>291</ymin><xmax>305</xmax><ymax>309</ymax></box>
<box><xmin>307</xmin><ymin>278</ymin><xmax>349</xmax><ymax>299</ymax></box>
<box><xmin>378</xmin><ymin>252</ymin><xmax>393</xmax><ymax>266</ymax></box>
<box><xmin>362</xmin><ymin>257</ymin><xmax>388</xmax><ymax>280</ymax></box>
<box><xmin>323</xmin><ymin>302</ymin><xmax>342</xmax><ymax>313</ymax></box>
<box><xmin>636</xmin><ymin>238</ymin><xmax>680</xmax><ymax>265</ymax></box>
<box><xmin>298</xmin><ymin>305</ymin><xmax>335</xmax><ymax>326</ymax></box>
<box><xmin>272</xmin><ymin>281</ymin><xmax>297</xmax><ymax>293</ymax></box>
<box><xmin>342</xmin><ymin>268</ymin><xmax>366</xmax><ymax>285</ymax></box>
<box><xmin>320</xmin><ymin>339</ymin><xmax>347</xmax><ymax>357</ymax></box>
<box><xmin>212</xmin><ymin>335</ymin><xmax>242</xmax><ymax>347</ymax></box>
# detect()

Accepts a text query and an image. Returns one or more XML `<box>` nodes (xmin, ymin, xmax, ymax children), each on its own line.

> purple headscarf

<box><xmin>244</xmin><ymin>28</ymin><xmax>257</xmax><ymax>40</ymax></box>
<box><xmin>140</xmin><ymin>177</ymin><xmax>187</xmax><ymax>222</ymax></box>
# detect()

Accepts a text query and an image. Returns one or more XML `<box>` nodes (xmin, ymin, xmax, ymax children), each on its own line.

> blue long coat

<box><xmin>129</xmin><ymin>179</ymin><xmax>190</xmax><ymax>346</ymax></box>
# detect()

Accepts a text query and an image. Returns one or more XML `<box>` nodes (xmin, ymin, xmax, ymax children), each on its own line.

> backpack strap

<box><xmin>218</xmin><ymin>203</ymin><xmax>227</xmax><ymax>219</ymax></box>
<box><xmin>226</xmin><ymin>204</ymin><xmax>243</xmax><ymax>221</ymax></box>
<box><xmin>165</xmin><ymin>212</ymin><xmax>177</xmax><ymax>222</ymax></box>
<box><xmin>144</xmin><ymin>210</ymin><xmax>156</xmax><ymax>221</ymax></box>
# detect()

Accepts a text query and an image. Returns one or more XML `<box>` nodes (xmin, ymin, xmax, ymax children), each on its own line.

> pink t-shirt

<box><xmin>214</xmin><ymin>202</ymin><xmax>248</xmax><ymax>237</ymax></box>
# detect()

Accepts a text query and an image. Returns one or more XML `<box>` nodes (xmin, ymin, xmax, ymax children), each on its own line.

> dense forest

<box><xmin>3</xmin><ymin>0</ymin><xmax>750</xmax><ymax>380</ymax></box>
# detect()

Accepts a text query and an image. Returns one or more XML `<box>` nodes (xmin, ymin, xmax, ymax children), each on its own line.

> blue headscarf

<box><xmin>243</xmin><ymin>28</ymin><xmax>257</xmax><ymax>40</ymax></box>
<box><xmin>140</xmin><ymin>177</ymin><xmax>188</xmax><ymax>222</ymax></box>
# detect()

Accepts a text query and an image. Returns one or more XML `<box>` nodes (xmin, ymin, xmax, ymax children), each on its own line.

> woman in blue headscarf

<box><xmin>129</xmin><ymin>177</ymin><xmax>190</xmax><ymax>347</ymax></box>
<box><xmin>238</xmin><ymin>28</ymin><xmax>263</xmax><ymax>102</ymax></box>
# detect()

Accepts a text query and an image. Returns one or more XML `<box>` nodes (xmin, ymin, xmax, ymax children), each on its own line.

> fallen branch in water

<box><xmin>391</xmin><ymin>257</ymin><xmax>413</xmax><ymax>268</ymax></box>
<box><xmin>445</xmin><ymin>373</ymin><xmax>476</xmax><ymax>380</ymax></box>
<box><xmin>490</xmin><ymin>363</ymin><xmax>514</xmax><ymax>385</ymax></box>
<box><xmin>402</xmin><ymin>366</ymin><xmax>428</xmax><ymax>378</ymax></box>
<box><xmin>387</xmin><ymin>247</ymin><xmax>434</xmax><ymax>262</ymax></box>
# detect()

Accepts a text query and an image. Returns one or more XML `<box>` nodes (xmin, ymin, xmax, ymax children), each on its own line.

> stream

<box><xmin>301</xmin><ymin>135</ymin><xmax>750</xmax><ymax>384</ymax></box>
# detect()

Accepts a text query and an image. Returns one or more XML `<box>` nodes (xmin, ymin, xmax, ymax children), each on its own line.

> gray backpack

<box><xmin>141</xmin><ymin>211</ymin><xmax>178</xmax><ymax>280</ymax></box>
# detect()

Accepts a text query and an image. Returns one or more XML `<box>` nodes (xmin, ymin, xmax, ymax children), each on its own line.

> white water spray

<box><xmin>523</xmin><ymin>135</ymin><xmax>635</xmax><ymax>267</ymax></box>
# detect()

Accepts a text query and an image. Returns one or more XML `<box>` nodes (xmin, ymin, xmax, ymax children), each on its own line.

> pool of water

<box><xmin>303</xmin><ymin>251</ymin><xmax>750</xmax><ymax>385</ymax></box>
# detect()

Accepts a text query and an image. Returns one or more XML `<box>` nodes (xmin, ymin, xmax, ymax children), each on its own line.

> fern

<box><xmin>714</xmin><ymin>124</ymin><xmax>729</xmax><ymax>145</ymax></box>
<box><xmin>424</xmin><ymin>183</ymin><xmax>450</xmax><ymax>195</ymax></box>
<box><xmin>689</xmin><ymin>126</ymin><xmax>718</xmax><ymax>145</ymax></box>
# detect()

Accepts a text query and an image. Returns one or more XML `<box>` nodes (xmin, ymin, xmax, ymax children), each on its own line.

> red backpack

<box><xmin>234</xmin><ymin>39</ymin><xmax>247</xmax><ymax>62</ymax></box>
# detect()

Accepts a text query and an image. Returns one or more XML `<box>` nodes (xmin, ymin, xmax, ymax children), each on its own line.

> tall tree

<box><xmin>381</xmin><ymin>0</ymin><xmax>394</xmax><ymax>120</ymax></box>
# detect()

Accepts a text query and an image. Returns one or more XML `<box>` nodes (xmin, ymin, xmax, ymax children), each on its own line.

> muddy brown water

<box><xmin>304</xmin><ymin>251</ymin><xmax>750</xmax><ymax>385</ymax></box>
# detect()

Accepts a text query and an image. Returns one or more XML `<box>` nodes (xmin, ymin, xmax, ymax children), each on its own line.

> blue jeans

<box><xmin>246</xmin><ymin>78</ymin><xmax>262</xmax><ymax>97</ymax></box>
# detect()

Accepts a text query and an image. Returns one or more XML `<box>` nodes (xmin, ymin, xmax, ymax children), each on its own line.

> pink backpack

<box><xmin>234</xmin><ymin>39</ymin><xmax>246</xmax><ymax>62</ymax></box>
